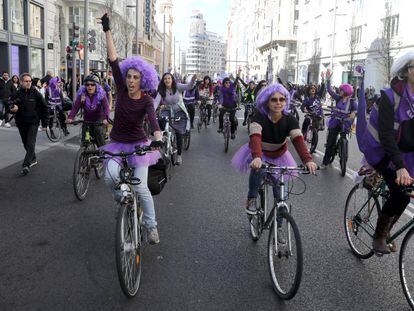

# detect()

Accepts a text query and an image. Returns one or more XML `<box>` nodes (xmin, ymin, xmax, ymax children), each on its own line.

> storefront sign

<box><xmin>145</xmin><ymin>0</ymin><xmax>151</xmax><ymax>34</ymax></box>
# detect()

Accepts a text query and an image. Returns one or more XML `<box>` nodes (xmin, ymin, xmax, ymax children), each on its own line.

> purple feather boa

<box><xmin>76</xmin><ymin>84</ymin><xmax>107</xmax><ymax>111</ymax></box>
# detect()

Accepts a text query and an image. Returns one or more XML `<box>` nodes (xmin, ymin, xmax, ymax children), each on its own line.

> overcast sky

<box><xmin>168</xmin><ymin>0</ymin><xmax>230</xmax><ymax>49</ymax></box>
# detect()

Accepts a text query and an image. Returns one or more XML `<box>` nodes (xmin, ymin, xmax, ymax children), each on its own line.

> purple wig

<box><xmin>119</xmin><ymin>56</ymin><xmax>158</xmax><ymax>91</ymax></box>
<box><xmin>255</xmin><ymin>83</ymin><xmax>290</xmax><ymax>116</ymax></box>
<box><xmin>339</xmin><ymin>83</ymin><xmax>354</xmax><ymax>96</ymax></box>
<box><xmin>49</xmin><ymin>77</ymin><xmax>61</xmax><ymax>98</ymax></box>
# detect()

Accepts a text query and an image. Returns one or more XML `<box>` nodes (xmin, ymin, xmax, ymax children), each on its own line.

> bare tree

<box><xmin>377</xmin><ymin>0</ymin><xmax>401</xmax><ymax>85</ymax></box>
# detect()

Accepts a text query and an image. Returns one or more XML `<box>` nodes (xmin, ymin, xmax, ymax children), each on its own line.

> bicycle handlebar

<box><xmin>71</xmin><ymin>120</ymin><xmax>104</xmax><ymax>126</ymax></box>
<box><xmin>83</xmin><ymin>145</ymin><xmax>152</xmax><ymax>158</ymax></box>
<box><xmin>260</xmin><ymin>162</ymin><xmax>320</xmax><ymax>174</ymax></box>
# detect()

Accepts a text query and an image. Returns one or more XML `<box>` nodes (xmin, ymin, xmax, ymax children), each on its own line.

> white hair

<box><xmin>390</xmin><ymin>50</ymin><xmax>414</xmax><ymax>78</ymax></box>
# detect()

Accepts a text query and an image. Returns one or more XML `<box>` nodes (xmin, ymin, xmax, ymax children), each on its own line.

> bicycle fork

<box><xmin>274</xmin><ymin>179</ymin><xmax>292</xmax><ymax>256</ymax></box>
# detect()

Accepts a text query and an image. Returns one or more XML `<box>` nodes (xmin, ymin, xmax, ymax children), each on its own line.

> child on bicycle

<box><xmin>231</xmin><ymin>83</ymin><xmax>317</xmax><ymax>215</ymax></box>
<box><xmin>320</xmin><ymin>69</ymin><xmax>357</xmax><ymax>169</ymax></box>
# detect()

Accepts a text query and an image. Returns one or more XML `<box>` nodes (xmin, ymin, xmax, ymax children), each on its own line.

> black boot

<box><xmin>373</xmin><ymin>213</ymin><xmax>394</xmax><ymax>254</ymax></box>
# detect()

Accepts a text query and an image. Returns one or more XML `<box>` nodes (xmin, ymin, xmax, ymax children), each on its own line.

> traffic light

<box><xmin>88</xmin><ymin>29</ymin><xmax>97</xmax><ymax>52</ymax></box>
<box><xmin>72</xmin><ymin>23</ymin><xmax>80</xmax><ymax>46</ymax></box>
<box><xmin>66</xmin><ymin>45</ymin><xmax>72</xmax><ymax>60</ymax></box>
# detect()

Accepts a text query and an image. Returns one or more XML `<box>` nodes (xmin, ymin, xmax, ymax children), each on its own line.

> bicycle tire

<box><xmin>247</xmin><ymin>118</ymin><xmax>251</xmax><ymax>135</ymax></box>
<box><xmin>184</xmin><ymin>130</ymin><xmax>191</xmax><ymax>151</ymax></box>
<box><xmin>344</xmin><ymin>184</ymin><xmax>379</xmax><ymax>259</ymax></box>
<box><xmin>224</xmin><ymin>126</ymin><xmax>230</xmax><ymax>153</ymax></box>
<box><xmin>268</xmin><ymin>212</ymin><xmax>303</xmax><ymax>300</ymax></box>
<box><xmin>249</xmin><ymin>188</ymin><xmax>266</xmax><ymax>241</ymax></box>
<box><xmin>115</xmin><ymin>202</ymin><xmax>142</xmax><ymax>298</ymax></box>
<box><xmin>197</xmin><ymin>118</ymin><xmax>202</xmax><ymax>133</ymax></box>
<box><xmin>170</xmin><ymin>134</ymin><xmax>178</xmax><ymax>165</ymax></box>
<box><xmin>293</xmin><ymin>108</ymin><xmax>300</xmax><ymax>122</ymax></box>
<box><xmin>213</xmin><ymin>107</ymin><xmax>217</xmax><ymax>123</ymax></box>
<box><xmin>340</xmin><ymin>138</ymin><xmax>348</xmax><ymax>177</ymax></box>
<box><xmin>93</xmin><ymin>144</ymin><xmax>105</xmax><ymax>179</ymax></box>
<box><xmin>46</xmin><ymin>116</ymin><xmax>62</xmax><ymax>142</ymax></box>
<box><xmin>304</xmin><ymin>128</ymin><xmax>313</xmax><ymax>152</ymax></box>
<box><xmin>72</xmin><ymin>146</ymin><xmax>91</xmax><ymax>201</ymax></box>
<box><xmin>399</xmin><ymin>226</ymin><xmax>414</xmax><ymax>310</ymax></box>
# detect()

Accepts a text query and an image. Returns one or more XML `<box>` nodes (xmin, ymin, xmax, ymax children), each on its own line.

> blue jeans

<box><xmin>248</xmin><ymin>169</ymin><xmax>281</xmax><ymax>200</ymax></box>
<box><xmin>104</xmin><ymin>160</ymin><xmax>157</xmax><ymax>229</ymax></box>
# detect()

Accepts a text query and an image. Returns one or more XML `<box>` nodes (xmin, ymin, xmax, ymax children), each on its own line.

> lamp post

<box><xmin>83</xmin><ymin>0</ymin><xmax>89</xmax><ymax>75</ymax></box>
<box><xmin>126</xmin><ymin>1</ymin><xmax>139</xmax><ymax>56</ymax></box>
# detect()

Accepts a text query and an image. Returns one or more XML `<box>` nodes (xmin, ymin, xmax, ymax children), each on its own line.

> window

<box><xmin>294</xmin><ymin>10</ymin><xmax>299</xmax><ymax>20</ymax></box>
<box><xmin>350</xmin><ymin>25</ymin><xmax>362</xmax><ymax>43</ymax></box>
<box><xmin>383</xmin><ymin>14</ymin><xmax>399</xmax><ymax>38</ymax></box>
<box><xmin>293</xmin><ymin>25</ymin><xmax>298</xmax><ymax>36</ymax></box>
<box><xmin>10</xmin><ymin>0</ymin><xmax>25</xmax><ymax>34</ymax></box>
<box><xmin>0</xmin><ymin>0</ymin><xmax>4</xmax><ymax>29</ymax></box>
<box><xmin>29</xmin><ymin>3</ymin><xmax>43</xmax><ymax>38</ymax></box>
<box><xmin>313</xmin><ymin>38</ymin><xmax>320</xmax><ymax>54</ymax></box>
<box><xmin>31</xmin><ymin>48</ymin><xmax>43</xmax><ymax>78</ymax></box>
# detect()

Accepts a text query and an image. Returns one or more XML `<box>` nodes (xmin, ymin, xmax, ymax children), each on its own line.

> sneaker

<box><xmin>245</xmin><ymin>198</ymin><xmax>257</xmax><ymax>215</ymax></box>
<box><xmin>29</xmin><ymin>160</ymin><xmax>38</xmax><ymax>168</ymax></box>
<box><xmin>147</xmin><ymin>227</ymin><xmax>160</xmax><ymax>244</ymax></box>
<box><xmin>176</xmin><ymin>155</ymin><xmax>182</xmax><ymax>165</ymax></box>
<box><xmin>217</xmin><ymin>128</ymin><xmax>223</xmax><ymax>133</ymax></box>
<box><xmin>320</xmin><ymin>164</ymin><xmax>327</xmax><ymax>170</ymax></box>
<box><xmin>0</xmin><ymin>120</ymin><xmax>3</xmax><ymax>127</ymax></box>
<box><xmin>21</xmin><ymin>166</ymin><xmax>30</xmax><ymax>176</ymax></box>
<box><xmin>4</xmin><ymin>122</ymin><xmax>11</xmax><ymax>128</ymax></box>
<box><xmin>231</xmin><ymin>133</ymin><xmax>236</xmax><ymax>140</ymax></box>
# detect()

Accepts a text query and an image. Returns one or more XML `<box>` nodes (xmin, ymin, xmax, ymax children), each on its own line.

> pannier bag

<box><xmin>147</xmin><ymin>155</ymin><xmax>170</xmax><ymax>195</ymax></box>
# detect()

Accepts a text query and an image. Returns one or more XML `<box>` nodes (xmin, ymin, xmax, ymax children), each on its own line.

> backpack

<box><xmin>147</xmin><ymin>154</ymin><xmax>171</xmax><ymax>195</ymax></box>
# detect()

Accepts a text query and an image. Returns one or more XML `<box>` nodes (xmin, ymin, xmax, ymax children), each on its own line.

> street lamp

<box><xmin>126</xmin><ymin>0</ymin><xmax>139</xmax><ymax>56</ymax></box>
<box><xmin>330</xmin><ymin>0</ymin><xmax>347</xmax><ymax>70</ymax></box>
<box><xmin>264</xmin><ymin>19</ymin><xmax>274</xmax><ymax>82</ymax></box>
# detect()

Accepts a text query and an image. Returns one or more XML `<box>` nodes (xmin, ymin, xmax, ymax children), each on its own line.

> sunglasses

<box><xmin>85</xmin><ymin>83</ymin><xmax>95</xmax><ymax>87</ymax></box>
<box><xmin>270</xmin><ymin>97</ymin><xmax>286</xmax><ymax>103</ymax></box>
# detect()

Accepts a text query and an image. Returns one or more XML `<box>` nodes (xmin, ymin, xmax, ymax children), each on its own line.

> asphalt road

<box><xmin>0</xmin><ymin>116</ymin><xmax>412</xmax><ymax>311</ymax></box>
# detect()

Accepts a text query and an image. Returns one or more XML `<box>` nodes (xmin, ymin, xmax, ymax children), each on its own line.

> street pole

<box><xmin>162</xmin><ymin>13</ymin><xmax>166</xmax><ymax>74</ymax></box>
<box><xmin>330</xmin><ymin>0</ymin><xmax>338</xmax><ymax>70</ymax></box>
<box><xmin>246</xmin><ymin>40</ymin><xmax>249</xmax><ymax>80</ymax></box>
<box><xmin>269</xmin><ymin>19</ymin><xmax>273</xmax><ymax>82</ymax></box>
<box><xmin>173</xmin><ymin>36</ymin><xmax>176</xmax><ymax>73</ymax></box>
<box><xmin>84</xmin><ymin>0</ymin><xmax>89</xmax><ymax>75</ymax></box>
<box><xmin>178</xmin><ymin>45</ymin><xmax>181</xmax><ymax>74</ymax></box>
<box><xmin>136</xmin><ymin>0</ymin><xmax>139</xmax><ymax>55</ymax></box>
<box><xmin>72</xmin><ymin>49</ymin><xmax>77</xmax><ymax>100</ymax></box>
<box><xmin>235</xmin><ymin>48</ymin><xmax>238</xmax><ymax>75</ymax></box>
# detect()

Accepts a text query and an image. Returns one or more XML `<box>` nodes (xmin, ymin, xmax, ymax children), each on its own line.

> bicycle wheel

<box><xmin>340</xmin><ymin>138</ymin><xmax>348</xmax><ymax>177</ymax></box>
<box><xmin>213</xmin><ymin>107</ymin><xmax>217</xmax><ymax>123</ymax></box>
<box><xmin>115</xmin><ymin>202</ymin><xmax>142</xmax><ymax>298</ymax></box>
<box><xmin>247</xmin><ymin>117</ymin><xmax>251</xmax><ymax>135</ymax></box>
<box><xmin>310</xmin><ymin>128</ymin><xmax>318</xmax><ymax>154</ymax></box>
<box><xmin>268</xmin><ymin>211</ymin><xmax>303</xmax><ymax>300</ymax></box>
<box><xmin>93</xmin><ymin>144</ymin><xmax>104</xmax><ymax>179</ymax></box>
<box><xmin>224</xmin><ymin>126</ymin><xmax>230</xmax><ymax>153</ymax></box>
<box><xmin>399</xmin><ymin>226</ymin><xmax>414</xmax><ymax>310</ymax></box>
<box><xmin>197</xmin><ymin>116</ymin><xmax>202</xmax><ymax>133</ymax></box>
<box><xmin>184</xmin><ymin>130</ymin><xmax>191</xmax><ymax>151</ymax></box>
<box><xmin>293</xmin><ymin>108</ymin><xmax>300</xmax><ymax>122</ymax></box>
<box><xmin>249</xmin><ymin>187</ymin><xmax>267</xmax><ymax>241</ymax></box>
<box><xmin>72</xmin><ymin>146</ymin><xmax>91</xmax><ymax>201</ymax></box>
<box><xmin>344</xmin><ymin>183</ymin><xmax>379</xmax><ymax>259</ymax></box>
<box><xmin>304</xmin><ymin>128</ymin><xmax>313</xmax><ymax>152</ymax></box>
<box><xmin>46</xmin><ymin>116</ymin><xmax>62</xmax><ymax>142</ymax></box>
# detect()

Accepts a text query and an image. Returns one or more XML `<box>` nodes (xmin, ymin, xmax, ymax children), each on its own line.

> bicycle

<box><xmin>183</xmin><ymin>129</ymin><xmax>191</xmax><ymax>151</ymax></box>
<box><xmin>344</xmin><ymin>173</ymin><xmax>414</xmax><ymax>309</ymax></box>
<box><xmin>197</xmin><ymin>100</ymin><xmax>208</xmax><ymax>132</ymax></box>
<box><xmin>244</xmin><ymin>103</ymin><xmax>255</xmax><ymax>135</ymax></box>
<box><xmin>212</xmin><ymin>97</ymin><xmax>219</xmax><ymax>124</ymax></box>
<box><xmin>222</xmin><ymin>107</ymin><xmax>240</xmax><ymax>153</ymax></box>
<box><xmin>46</xmin><ymin>103</ymin><xmax>63</xmax><ymax>142</ymax></box>
<box><xmin>325</xmin><ymin>115</ymin><xmax>350</xmax><ymax>177</ymax></box>
<box><xmin>303</xmin><ymin>113</ymin><xmax>324</xmax><ymax>154</ymax></box>
<box><xmin>158</xmin><ymin>110</ymin><xmax>181</xmax><ymax>165</ymax></box>
<box><xmin>248</xmin><ymin>163</ymin><xmax>314</xmax><ymax>299</ymax></box>
<box><xmin>71</xmin><ymin>120</ymin><xmax>105</xmax><ymax>201</ymax></box>
<box><xmin>84</xmin><ymin>145</ymin><xmax>153</xmax><ymax>298</ymax></box>
<box><xmin>288</xmin><ymin>100</ymin><xmax>301</xmax><ymax>122</ymax></box>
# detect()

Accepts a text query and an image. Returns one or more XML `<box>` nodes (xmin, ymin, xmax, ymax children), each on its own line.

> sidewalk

<box><xmin>0</xmin><ymin>124</ymin><xmax>81</xmax><ymax>170</ymax></box>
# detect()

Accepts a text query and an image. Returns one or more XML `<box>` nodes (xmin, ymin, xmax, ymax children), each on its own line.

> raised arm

<box><xmin>100</xmin><ymin>14</ymin><xmax>117</xmax><ymax>62</ymax></box>
<box><xmin>177</xmin><ymin>75</ymin><xmax>196</xmax><ymax>92</ymax></box>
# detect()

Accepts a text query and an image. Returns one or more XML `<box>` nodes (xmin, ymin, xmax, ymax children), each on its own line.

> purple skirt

<box><xmin>231</xmin><ymin>143</ymin><xmax>298</xmax><ymax>178</ymax></box>
<box><xmin>101</xmin><ymin>139</ymin><xmax>161</xmax><ymax>167</ymax></box>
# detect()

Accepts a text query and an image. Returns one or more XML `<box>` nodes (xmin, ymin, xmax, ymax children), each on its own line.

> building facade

<box><xmin>227</xmin><ymin>0</ymin><xmax>299</xmax><ymax>83</ymax></box>
<box><xmin>296</xmin><ymin>0</ymin><xmax>413</xmax><ymax>90</ymax></box>
<box><xmin>0</xmin><ymin>0</ymin><xmax>164</xmax><ymax>79</ymax></box>
<box><xmin>185</xmin><ymin>11</ymin><xmax>226</xmax><ymax>77</ymax></box>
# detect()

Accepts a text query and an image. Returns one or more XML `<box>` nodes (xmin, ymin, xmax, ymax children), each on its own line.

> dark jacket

<box><xmin>0</xmin><ymin>78</ymin><xmax>12</xmax><ymax>100</ymax></box>
<box><xmin>10</xmin><ymin>87</ymin><xmax>48</xmax><ymax>127</ymax></box>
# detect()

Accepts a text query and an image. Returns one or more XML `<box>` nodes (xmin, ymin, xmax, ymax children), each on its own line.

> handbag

<box><xmin>397</xmin><ymin>118</ymin><xmax>414</xmax><ymax>152</ymax></box>
<box><xmin>147</xmin><ymin>155</ymin><xmax>170</xmax><ymax>195</ymax></box>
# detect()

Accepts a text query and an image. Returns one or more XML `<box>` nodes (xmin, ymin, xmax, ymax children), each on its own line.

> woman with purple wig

<box><xmin>45</xmin><ymin>76</ymin><xmax>69</xmax><ymax>136</ymax></box>
<box><xmin>66</xmin><ymin>74</ymin><xmax>109</xmax><ymax>147</ymax></box>
<box><xmin>231</xmin><ymin>83</ymin><xmax>317</xmax><ymax>215</ymax></box>
<box><xmin>320</xmin><ymin>69</ymin><xmax>357</xmax><ymax>168</ymax></box>
<box><xmin>100</xmin><ymin>13</ymin><xmax>163</xmax><ymax>244</ymax></box>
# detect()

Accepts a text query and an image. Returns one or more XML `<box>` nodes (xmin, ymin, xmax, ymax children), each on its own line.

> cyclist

<box><xmin>231</xmin><ymin>83</ymin><xmax>317</xmax><ymax>214</ymax></box>
<box><xmin>238</xmin><ymin>79</ymin><xmax>256</xmax><ymax>126</ymax></box>
<box><xmin>198</xmin><ymin>76</ymin><xmax>214</xmax><ymax>125</ymax></box>
<box><xmin>320</xmin><ymin>69</ymin><xmax>357</xmax><ymax>169</ymax></box>
<box><xmin>100</xmin><ymin>13</ymin><xmax>163</xmax><ymax>244</ymax></box>
<box><xmin>183</xmin><ymin>83</ymin><xmax>199</xmax><ymax>129</ymax></box>
<box><xmin>66</xmin><ymin>75</ymin><xmax>110</xmax><ymax>147</ymax></box>
<box><xmin>154</xmin><ymin>73</ymin><xmax>196</xmax><ymax>165</ymax></box>
<box><xmin>45</xmin><ymin>77</ymin><xmax>69</xmax><ymax>136</ymax></box>
<box><xmin>301</xmin><ymin>72</ymin><xmax>326</xmax><ymax>134</ymax></box>
<box><xmin>356</xmin><ymin>51</ymin><xmax>414</xmax><ymax>254</ymax></box>
<box><xmin>217</xmin><ymin>77</ymin><xmax>238</xmax><ymax>139</ymax></box>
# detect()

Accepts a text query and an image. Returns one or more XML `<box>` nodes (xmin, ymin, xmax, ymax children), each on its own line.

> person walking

<box><xmin>0</xmin><ymin>71</ymin><xmax>12</xmax><ymax>127</ymax></box>
<box><xmin>9</xmin><ymin>73</ymin><xmax>48</xmax><ymax>175</ymax></box>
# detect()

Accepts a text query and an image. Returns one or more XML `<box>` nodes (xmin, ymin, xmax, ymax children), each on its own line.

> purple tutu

<box><xmin>231</xmin><ymin>143</ymin><xmax>298</xmax><ymax>178</ymax></box>
<box><xmin>101</xmin><ymin>139</ymin><xmax>161</xmax><ymax>167</ymax></box>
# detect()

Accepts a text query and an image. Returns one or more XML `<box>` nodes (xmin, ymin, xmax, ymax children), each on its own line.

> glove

<box><xmin>150</xmin><ymin>140</ymin><xmax>164</xmax><ymax>148</ymax></box>
<box><xmin>101</xmin><ymin>13</ymin><xmax>111</xmax><ymax>32</ymax></box>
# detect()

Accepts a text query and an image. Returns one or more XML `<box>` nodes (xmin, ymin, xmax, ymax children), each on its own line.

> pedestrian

<box><xmin>9</xmin><ymin>75</ymin><xmax>20</xmax><ymax>96</ymax></box>
<box><xmin>0</xmin><ymin>71</ymin><xmax>12</xmax><ymax>127</ymax></box>
<box><xmin>9</xmin><ymin>73</ymin><xmax>48</xmax><ymax>175</ymax></box>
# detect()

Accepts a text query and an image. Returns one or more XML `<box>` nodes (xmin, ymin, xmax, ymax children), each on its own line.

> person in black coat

<box><xmin>9</xmin><ymin>73</ymin><xmax>48</xmax><ymax>175</ymax></box>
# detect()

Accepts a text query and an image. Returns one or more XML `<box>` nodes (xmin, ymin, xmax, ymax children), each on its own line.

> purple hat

<box><xmin>339</xmin><ymin>83</ymin><xmax>354</xmax><ymax>96</ymax></box>
<box><xmin>119</xmin><ymin>56</ymin><xmax>158</xmax><ymax>90</ymax></box>
<box><xmin>255</xmin><ymin>83</ymin><xmax>290</xmax><ymax>116</ymax></box>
